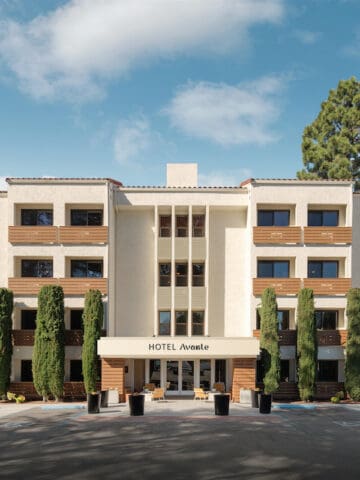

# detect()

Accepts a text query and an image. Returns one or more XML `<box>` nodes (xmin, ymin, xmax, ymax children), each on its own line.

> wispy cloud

<box><xmin>164</xmin><ymin>75</ymin><xmax>287</xmax><ymax>146</ymax></box>
<box><xmin>292</xmin><ymin>29</ymin><xmax>321</xmax><ymax>45</ymax></box>
<box><xmin>0</xmin><ymin>0</ymin><xmax>284</xmax><ymax>102</ymax></box>
<box><xmin>343</xmin><ymin>29</ymin><xmax>360</xmax><ymax>57</ymax></box>
<box><xmin>114</xmin><ymin>115</ymin><xmax>152</xmax><ymax>166</ymax></box>
<box><xmin>199</xmin><ymin>168</ymin><xmax>252</xmax><ymax>186</ymax></box>
<box><xmin>0</xmin><ymin>176</ymin><xmax>9</xmax><ymax>190</ymax></box>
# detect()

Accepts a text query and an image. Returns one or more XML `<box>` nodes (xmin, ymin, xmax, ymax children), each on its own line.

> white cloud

<box><xmin>0</xmin><ymin>176</ymin><xmax>9</xmax><ymax>190</ymax></box>
<box><xmin>0</xmin><ymin>0</ymin><xmax>284</xmax><ymax>102</ymax></box>
<box><xmin>292</xmin><ymin>29</ymin><xmax>321</xmax><ymax>45</ymax></box>
<box><xmin>114</xmin><ymin>115</ymin><xmax>153</xmax><ymax>166</ymax></box>
<box><xmin>199</xmin><ymin>168</ymin><xmax>252</xmax><ymax>186</ymax></box>
<box><xmin>164</xmin><ymin>75</ymin><xmax>286</xmax><ymax>146</ymax></box>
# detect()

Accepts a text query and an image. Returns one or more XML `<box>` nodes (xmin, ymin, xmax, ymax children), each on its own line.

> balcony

<box><xmin>9</xmin><ymin>226</ymin><xmax>58</xmax><ymax>244</ymax></box>
<box><xmin>13</xmin><ymin>329</ymin><xmax>106</xmax><ymax>346</ymax></box>
<box><xmin>304</xmin><ymin>227</ymin><xmax>352</xmax><ymax>244</ymax></box>
<box><xmin>8</xmin><ymin>277</ymin><xmax>107</xmax><ymax>295</ymax></box>
<box><xmin>59</xmin><ymin>226</ymin><xmax>108</xmax><ymax>244</ymax></box>
<box><xmin>253</xmin><ymin>329</ymin><xmax>296</xmax><ymax>345</ymax></box>
<box><xmin>317</xmin><ymin>330</ymin><xmax>341</xmax><ymax>346</ymax></box>
<box><xmin>253</xmin><ymin>227</ymin><xmax>302</xmax><ymax>244</ymax></box>
<box><xmin>253</xmin><ymin>278</ymin><xmax>301</xmax><ymax>296</ymax></box>
<box><xmin>303</xmin><ymin>278</ymin><xmax>351</xmax><ymax>295</ymax></box>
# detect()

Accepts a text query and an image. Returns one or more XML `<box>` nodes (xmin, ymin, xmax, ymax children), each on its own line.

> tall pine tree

<box><xmin>345</xmin><ymin>289</ymin><xmax>360</xmax><ymax>400</ymax></box>
<box><xmin>0</xmin><ymin>289</ymin><xmax>13</xmax><ymax>398</ymax></box>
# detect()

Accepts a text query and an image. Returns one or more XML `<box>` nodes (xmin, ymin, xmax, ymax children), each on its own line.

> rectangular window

<box><xmin>258</xmin><ymin>210</ymin><xmax>290</xmax><ymax>227</ymax></box>
<box><xmin>176</xmin><ymin>263</ymin><xmax>188</xmax><ymax>286</ymax></box>
<box><xmin>192</xmin><ymin>311</ymin><xmax>204</xmax><ymax>335</ymax></box>
<box><xmin>70</xmin><ymin>210</ymin><xmax>103</xmax><ymax>226</ymax></box>
<box><xmin>192</xmin><ymin>263</ymin><xmax>205</xmax><ymax>287</ymax></box>
<box><xmin>192</xmin><ymin>214</ymin><xmax>205</xmax><ymax>237</ymax></box>
<box><xmin>200</xmin><ymin>359</ymin><xmax>211</xmax><ymax>390</ymax></box>
<box><xmin>176</xmin><ymin>215</ymin><xmax>188</xmax><ymax>237</ymax></box>
<box><xmin>159</xmin><ymin>263</ymin><xmax>171</xmax><ymax>286</ymax></box>
<box><xmin>308</xmin><ymin>261</ymin><xmax>338</xmax><ymax>278</ymax></box>
<box><xmin>215</xmin><ymin>359</ymin><xmax>226</xmax><ymax>384</ymax></box>
<box><xmin>256</xmin><ymin>310</ymin><xmax>289</xmax><ymax>330</ymax></box>
<box><xmin>317</xmin><ymin>360</ymin><xmax>338</xmax><ymax>382</ymax></box>
<box><xmin>159</xmin><ymin>311</ymin><xmax>171</xmax><ymax>335</ymax></box>
<box><xmin>175</xmin><ymin>311</ymin><xmax>187</xmax><ymax>335</ymax></box>
<box><xmin>21</xmin><ymin>360</ymin><xmax>33</xmax><ymax>382</ymax></box>
<box><xmin>70</xmin><ymin>360</ymin><xmax>83</xmax><ymax>381</ymax></box>
<box><xmin>257</xmin><ymin>260</ymin><xmax>289</xmax><ymax>278</ymax></box>
<box><xmin>71</xmin><ymin>260</ymin><xmax>103</xmax><ymax>278</ymax></box>
<box><xmin>315</xmin><ymin>311</ymin><xmax>337</xmax><ymax>330</ymax></box>
<box><xmin>149</xmin><ymin>359</ymin><xmax>161</xmax><ymax>387</ymax></box>
<box><xmin>70</xmin><ymin>310</ymin><xmax>84</xmax><ymax>330</ymax></box>
<box><xmin>159</xmin><ymin>215</ymin><xmax>171</xmax><ymax>237</ymax></box>
<box><xmin>308</xmin><ymin>210</ymin><xmax>339</xmax><ymax>227</ymax></box>
<box><xmin>21</xmin><ymin>260</ymin><xmax>53</xmax><ymax>277</ymax></box>
<box><xmin>21</xmin><ymin>209</ymin><xmax>53</xmax><ymax>226</ymax></box>
<box><xmin>21</xmin><ymin>310</ymin><xmax>37</xmax><ymax>329</ymax></box>
<box><xmin>280</xmin><ymin>360</ymin><xmax>290</xmax><ymax>382</ymax></box>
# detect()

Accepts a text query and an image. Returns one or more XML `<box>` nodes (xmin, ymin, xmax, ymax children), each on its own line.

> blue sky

<box><xmin>0</xmin><ymin>0</ymin><xmax>359</xmax><ymax>187</ymax></box>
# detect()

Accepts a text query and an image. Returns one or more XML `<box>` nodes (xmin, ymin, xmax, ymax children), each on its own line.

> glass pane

<box><xmin>167</xmin><ymin>361</ymin><xmax>178</xmax><ymax>390</ymax></box>
<box><xmin>21</xmin><ymin>360</ymin><xmax>33</xmax><ymax>382</ymax></box>
<box><xmin>277</xmin><ymin>310</ymin><xmax>289</xmax><ymax>330</ymax></box>
<box><xmin>176</xmin><ymin>263</ymin><xmax>188</xmax><ymax>286</ymax></box>
<box><xmin>280</xmin><ymin>360</ymin><xmax>290</xmax><ymax>382</ymax></box>
<box><xmin>70</xmin><ymin>310</ymin><xmax>83</xmax><ymax>330</ymax></box>
<box><xmin>87</xmin><ymin>211</ymin><xmax>103</xmax><ymax>226</ymax></box>
<box><xmin>200</xmin><ymin>360</ymin><xmax>211</xmax><ymax>390</ymax></box>
<box><xmin>308</xmin><ymin>261</ymin><xmax>322</xmax><ymax>278</ymax></box>
<box><xmin>316</xmin><ymin>311</ymin><xmax>337</xmax><ymax>330</ymax></box>
<box><xmin>317</xmin><ymin>361</ymin><xmax>338</xmax><ymax>382</ymax></box>
<box><xmin>37</xmin><ymin>211</ymin><xmax>53</xmax><ymax>225</ymax></box>
<box><xmin>176</xmin><ymin>215</ymin><xmax>188</xmax><ymax>237</ymax></box>
<box><xmin>274</xmin><ymin>211</ymin><xmax>290</xmax><ymax>226</ymax></box>
<box><xmin>215</xmin><ymin>359</ymin><xmax>226</xmax><ymax>383</ymax></box>
<box><xmin>323</xmin><ymin>211</ymin><xmax>338</xmax><ymax>226</ymax></box>
<box><xmin>71</xmin><ymin>261</ymin><xmax>87</xmax><ymax>277</ymax></box>
<box><xmin>21</xmin><ymin>260</ymin><xmax>36</xmax><ymax>277</ymax></box>
<box><xmin>159</xmin><ymin>311</ymin><xmax>171</xmax><ymax>335</ymax></box>
<box><xmin>21</xmin><ymin>210</ymin><xmax>37</xmax><ymax>225</ymax></box>
<box><xmin>274</xmin><ymin>261</ymin><xmax>289</xmax><ymax>278</ymax></box>
<box><xmin>182</xmin><ymin>361</ymin><xmax>194</xmax><ymax>391</ymax></box>
<box><xmin>149</xmin><ymin>360</ymin><xmax>161</xmax><ymax>387</ymax></box>
<box><xmin>38</xmin><ymin>261</ymin><xmax>53</xmax><ymax>277</ymax></box>
<box><xmin>258</xmin><ymin>261</ymin><xmax>273</xmax><ymax>277</ymax></box>
<box><xmin>159</xmin><ymin>263</ymin><xmax>171</xmax><ymax>286</ymax></box>
<box><xmin>308</xmin><ymin>211</ymin><xmax>322</xmax><ymax>226</ymax></box>
<box><xmin>323</xmin><ymin>261</ymin><xmax>338</xmax><ymax>278</ymax></box>
<box><xmin>21</xmin><ymin>310</ymin><xmax>37</xmax><ymax>329</ymax></box>
<box><xmin>258</xmin><ymin>210</ymin><xmax>273</xmax><ymax>226</ymax></box>
<box><xmin>192</xmin><ymin>215</ymin><xmax>205</xmax><ymax>237</ymax></box>
<box><xmin>87</xmin><ymin>261</ymin><xmax>103</xmax><ymax>277</ymax></box>
<box><xmin>70</xmin><ymin>360</ymin><xmax>83</xmax><ymax>381</ymax></box>
<box><xmin>71</xmin><ymin>210</ymin><xmax>87</xmax><ymax>226</ymax></box>
<box><xmin>192</xmin><ymin>311</ymin><xmax>204</xmax><ymax>335</ymax></box>
<box><xmin>192</xmin><ymin>263</ymin><xmax>204</xmax><ymax>286</ymax></box>
<box><xmin>175</xmin><ymin>311</ymin><xmax>187</xmax><ymax>335</ymax></box>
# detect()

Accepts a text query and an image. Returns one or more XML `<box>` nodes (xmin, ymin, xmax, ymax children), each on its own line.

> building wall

<box><xmin>352</xmin><ymin>194</ymin><xmax>360</xmax><ymax>287</ymax></box>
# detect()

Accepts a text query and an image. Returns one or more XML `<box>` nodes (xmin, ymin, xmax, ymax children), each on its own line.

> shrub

<box><xmin>335</xmin><ymin>390</ymin><xmax>345</xmax><ymax>400</ymax></box>
<box><xmin>345</xmin><ymin>289</ymin><xmax>360</xmax><ymax>398</ymax></box>
<box><xmin>349</xmin><ymin>387</ymin><xmax>360</xmax><ymax>402</ymax></box>
<box><xmin>331</xmin><ymin>396</ymin><xmax>340</xmax><ymax>404</ymax></box>
<box><xmin>0</xmin><ymin>289</ymin><xmax>14</xmax><ymax>397</ymax></box>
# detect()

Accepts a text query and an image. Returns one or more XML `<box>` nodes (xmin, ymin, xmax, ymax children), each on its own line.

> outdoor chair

<box><xmin>144</xmin><ymin>383</ymin><xmax>156</xmax><ymax>391</ymax></box>
<box><xmin>213</xmin><ymin>383</ymin><xmax>225</xmax><ymax>393</ymax></box>
<box><xmin>152</xmin><ymin>388</ymin><xmax>165</xmax><ymax>400</ymax></box>
<box><xmin>194</xmin><ymin>388</ymin><xmax>208</xmax><ymax>400</ymax></box>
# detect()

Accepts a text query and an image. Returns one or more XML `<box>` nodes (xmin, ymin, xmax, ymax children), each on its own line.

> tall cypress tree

<box><xmin>345</xmin><ymin>289</ymin><xmax>360</xmax><ymax>400</ymax></box>
<box><xmin>260</xmin><ymin>288</ymin><xmax>280</xmax><ymax>394</ymax></box>
<box><xmin>33</xmin><ymin>285</ymin><xmax>65</xmax><ymax>401</ymax></box>
<box><xmin>0</xmin><ymin>289</ymin><xmax>13</xmax><ymax>398</ymax></box>
<box><xmin>82</xmin><ymin>290</ymin><xmax>103</xmax><ymax>394</ymax></box>
<box><xmin>297</xmin><ymin>288</ymin><xmax>316</xmax><ymax>401</ymax></box>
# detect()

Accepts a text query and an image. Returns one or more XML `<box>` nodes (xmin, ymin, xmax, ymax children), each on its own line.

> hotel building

<box><xmin>0</xmin><ymin>164</ymin><xmax>353</xmax><ymax>401</ymax></box>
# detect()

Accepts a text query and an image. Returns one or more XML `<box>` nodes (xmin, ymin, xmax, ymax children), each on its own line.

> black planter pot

<box><xmin>129</xmin><ymin>394</ymin><xmax>145</xmax><ymax>416</ymax></box>
<box><xmin>101</xmin><ymin>390</ymin><xmax>108</xmax><ymax>408</ymax></box>
<box><xmin>87</xmin><ymin>392</ymin><xmax>101</xmax><ymax>414</ymax></box>
<box><xmin>259</xmin><ymin>393</ymin><xmax>272</xmax><ymax>414</ymax></box>
<box><xmin>214</xmin><ymin>394</ymin><xmax>230</xmax><ymax>416</ymax></box>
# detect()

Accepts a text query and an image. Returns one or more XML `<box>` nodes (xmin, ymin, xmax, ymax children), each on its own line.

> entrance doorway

<box><xmin>166</xmin><ymin>360</ymin><xmax>194</xmax><ymax>395</ymax></box>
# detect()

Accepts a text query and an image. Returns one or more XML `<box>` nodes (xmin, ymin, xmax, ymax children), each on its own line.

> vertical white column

<box><xmin>205</xmin><ymin>204</ymin><xmax>210</xmax><ymax>336</ymax></box>
<box><xmin>154</xmin><ymin>206</ymin><xmax>158</xmax><ymax>336</ymax></box>
<box><xmin>210</xmin><ymin>359</ymin><xmax>215</xmax><ymax>388</ymax></box>
<box><xmin>171</xmin><ymin>205</ymin><xmax>175</xmax><ymax>336</ymax></box>
<box><xmin>188</xmin><ymin>205</ymin><xmax>192</xmax><ymax>337</ymax></box>
<box><xmin>145</xmin><ymin>359</ymin><xmax>150</xmax><ymax>384</ymax></box>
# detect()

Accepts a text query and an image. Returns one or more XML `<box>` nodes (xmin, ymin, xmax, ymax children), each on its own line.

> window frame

<box><xmin>257</xmin><ymin>209</ymin><xmax>290</xmax><ymax>227</ymax></box>
<box><xmin>70</xmin><ymin>260</ymin><xmax>103</xmax><ymax>278</ymax></box>
<box><xmin>158</xmin><ymin>311</ymin><xmax>171</xmax><ymax>336</ymax></box>
<box><xmin>192</xmin><ymin>214</ymin><xmax>205</xmax><ymax>237</ymax></box>
<box><xmin>175</xmin><ymin>311</ymin><xmax>188</xmax><ymax>336</ymax></box>
<box><xmin>256</xmin><ymin>309</ymin><xmax>290</xmax><ymax>330</ymax></box>
<box><xmin>192</xmin><ymin>263</ymin><xmax>205</xmax><ymax>287</ymax></box>
<box><xmin>70</xmin><ymin>209</ymin><xmax>103</xmax><ymax>226</ymax></box>
<box><xmin>192</xmin><ymin>311</ymin><xmax>204</xmax><ymax>336</ymax></box>
<box><xmin>308</xmin><ymin>210</ymin><xmax>339</xmax><ymax>227</ymax></box>
<box><xmin>257</xmin><ymin>260</ymin><xmax>290</xmax><ymax>278</ymax></box>
<box><xmin>21</xmin><ymin>259</ymin><xmax>53</xmax><ymax>278</ymax></box>
<box><xmin>21</xmin><ymin>209</ymin><xmax>53</xmax><ymax>226</ymax></box>
<box><xmin>175</xmin><ymin>263</ymin><xmax>188</xmax><ymax>286</ymax></box>
<box><xmin>308</xmin><ymin>260</ymin><xmax>338</xmax><ymax>278</ymax></box>
<box><xmin>176</xmin><ymin>215</ymin><xmax>188</xmax><ymax>237</ymax></box>
<box><xmin>315</xmin><ymin>310</ymin><xmax>338</xmax><ymax>330</ymax></box>
<box><xmin>159</xmin><ymin>263</ymin><xmax>171</xmax><ymax>286</ymax></box>
<box><xmin>159</xmin><ymin>215</ymin><xmax>171</xmax><ymax>237</ymax></box>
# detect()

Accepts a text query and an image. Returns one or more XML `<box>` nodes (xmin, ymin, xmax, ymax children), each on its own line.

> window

<box><xmin>308</xmin><ymin>261</ymin><xmax>338</xmax><ymax>278</ymax></box>
<box><xmin>159</xmin><ymin>263</ymin><xmax>171</xmax><ymax>286</ymax></box>
<box><xmin>21</xmin><ymin>310</ymin><xmax>37</xmax><ymax>329</ymax></box>
<box><xmin>256</xmin><ymin>359</ymin><xmax>265</xmax><ymax>383</ymax></box>
<box><xmin>21</xmin><ymin>360</ymin><xmax>33</xmax><ymax>381</ymax></box>
<box><xmin>71</xmin><ymin>260</ymin><xmax>103</xmax><ymax>278</ymax></box>
<box><xmin>176</xmin><ymin>215</ymin><xmax>188</xmax><ymax>237</ymax></box>
<box><xmin>176</xmin><ymin>263</ymin><xmax>188</xmax><ymax>286</ymax></box>
<box><xmin>159</xmin><ymin>311</ymin><xmax>171</xmax><ymax>335</ymax></box>
<box><xmin>317</xmin><ymin>360</ymin><xmax>338</xmax><ymax>382</ymax></box>
<box><xmin>70</xmin><ymin>360</ymin><xmax>83</xmax><ymax>381</ymax></box>
<box><xmin>192</xmin><ymin>311</ymin><xmax>204</xmax><ymax>335</ymax></box>
<box><xmin>175</xmin><ymin>311</ymin><xmax>187</xmax><ymax>335</ymax></box>
<box><xmin>149</xmin><ymin>359</ymin><xmax>161</xmax><ymax>387</ymax></box>
<box><xmin>200</xmin><ymin>359</ymin><xmax>211</xmax><ymax>390</ymax></box>
<box><xmin>192</xmin><ymin>263</ymin><xmax>204</xmax><ymax>287</ymax></box>
<box><xmin>70</xmin><ymin>310</ymin><xmax>83</xmax><ymax>330</ymax></box>
<box><xmin>258</xmin><ymin>210</ymin><xmax>290</xmax><ymax>227</ymax></box>
<box><xmin>257</xmin><ymin>260</ymin><xmax>289</xmax><ymax>278</ymax></box>
<box><xmin>193</xmin><ymin>214</ymin><xmax>205</xmax><ymax>237</ymax></box>
<box><xmin>215</xmin><ymin>359</ymin><xmax>226</xmax><ymax>383</ymax></box>
<box><xmin>21</xmin><ymin>209</ymin><xmax>53</xmax><ymax>226</ymax></box>
<box><xmin>315</xmin><ymin>311</ymin><xmax>337</xmax><ymax>330</ymax></box>
<box><xmin>308</xmin><ymin>210</ymin><xmax>339</xmax><ymax>227</ymax></box>
<box><xmin>70</xmin><ymin>210</ymin><xmax>103</xmax><ymax>226</ymax></box>
<box><xmin>256</xmin><ymin>310</ymin><xmax>289</xmax><ymax>330</ymax></box>
<box><xmin>159</xmin><ymin>215</ymin><xmax>171</xmax><ymax>237</ymax></box>
<box><xmin>280</xmin><ymin>360</ymin><xmax>290</xmax><ymax>382</ymax></box>
<box><xmin>21</xmin><ymin>260</ymin><xmax>53</xmax><ymax>277</ymax></box>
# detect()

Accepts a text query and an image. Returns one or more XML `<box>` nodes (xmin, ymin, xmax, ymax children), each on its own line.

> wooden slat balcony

<box><xmin>8</xmin><ymin>277</ymin><xmax>107</xmax><ymax>295</ymax></box>
<box><xmin>253</xmin><ymin>329</ymin><xmax>296</xmax><ymax>345</ymax></box>
<box><xmin>13</xmin><ymin>330</ymin><xmax>35</xmax><ymax>346</ymax></box>
<box><xmin>8</xmin><ymin>226</ymin><xmax>58</xmax><ymax>244</ymax></box>
<box><xmin>303</xmin><ymin>278</ymin><xmax>351</xmax><ymax>295</ymax></box>
<box><xmin>315</xmin><ymin>382</ymin><xmax>344</xmax><ymax>400</ymax></box>
<box><xmin>317</xmin><ymin>330</ymin><xmax>341</xmax><ymax>346</ymax></box>
<box><xmin>304</xmin><ymin>227</ymin><xmax>352</xmax><ymax>244</ymax></box>
<box><xmin>339</xmin><ymin>330</ymin><xmax>348</xmax><ymax>345</ymax></box>
<box><xmin>253</xmin><ymin>278</ymin><xmax>301</xmax><ymax>296</ymax></box>
<box><xmin>253</xmin><ymin>227</ymin><xmax>302</xmax><ymax>244</ymax></box>
<box><xmin>59</xmin><ymin>226</ymin><xmax>108</xmax><ymax>244</ymax></box>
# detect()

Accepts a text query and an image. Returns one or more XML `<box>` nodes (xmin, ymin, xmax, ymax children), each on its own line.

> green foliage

<box><xmin>330</xmin><ymin>396</ymin><xmax>340</xmax><ymax>404</ymax></box>
<box><xmin>0</xmin><ymin>289</ymin><xmax>14</xmax><ymax>396</ymax></box>
<box><xmin>297</xmin><ymin>288</ymin><xmax>316</xmax><ymax>401</ymax></box>
<box><xmin>345</xmin><ymin>289</ymin><xmax>360</xmax><ymax>400</ymax></box>
<box><xmin>82</xmin><ymin>290</ymin><xmax>103</xmax><ymax>394</ymax></box>
<box><xmin>297</xmin><ymin>77</ymin><xmax>360</xmax><ymax>186</ymax></box>
<box><xmin>33</xmin><ymin>285</ymin><xmax>65</xmax><ymax>400</ymax></box>
<box><xmin>349</xmin><ymin>387</ymin><xmax>360</xmax><ymax>401</ymax></box>
<box><xmin>259</xmin><ymin>288</ymin><xmax>280</xmax><ymax>394</ymax></box>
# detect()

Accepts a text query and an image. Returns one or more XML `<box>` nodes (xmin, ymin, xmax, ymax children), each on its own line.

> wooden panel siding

<box><xmin>9</xmin><ymin>226</ymin><xmax>58</xmax><ymax>244</ymax></box>
<box><xmin>59</xmin><ymin>226</ymin><xmax>108</xmax><ymax>244</ymax></box>
<box><xmin>317</xmin><ymin>330</ymin><xmax>341</xmax><ymax>346</ymax></box>
<box><xmin>304</xmin><ymin>227</ymin><xmax>352</xmax><ymax>244</ymax></box>
<box><xmin>13</xmin><ymin>330</ymin><xmax>35</xmax><ymax>346</ymax></box>
<box><xmin>253</xmin><ymin>329</ymin><xmax>296</xmax><ymax>345</ymax></box>
<box><xmin>9</xmin><ymin>382</ymin><xmax>100</xmax><ymax>401</ymax></box>
<box><xmin>253</xmin><ymin>278</ymin><xmax>301</xmax><ymax>296</ymax></box>
<box><xmin>339</xmin><ymin>330</ymin><xmax>348</xmax><ymax>346</ymax></box>
<box><xmin>101</xmin><ymin>358</ymin><xmax>126</xmax><ymax>402</ymax></box>
<box><xmin>315</xmin><ymin>382</ymin><xmax>344</xmax><ymax>400</ymax></box>
<box><xmin>253</xmin><ymin>227</ymin><xmax>302</xmax><ymax>244</ymax></box>
<box><xmin>8</xmin><ymin>278</ymin><xmax>107</xmax><ymax>295</ymax></box>
<box><xmin>232</xmin><ymin>358</ymin><xmax>256</xmax><ymax>403</ymax></box>
<box><xmin>303</xmin><ymin>278</ymin><xmax>351</xmax><ymax>295</ymax></box>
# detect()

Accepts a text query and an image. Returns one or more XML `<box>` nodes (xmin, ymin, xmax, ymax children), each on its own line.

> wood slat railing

<box><xmin>8</xmin><ymin>226</ymin><xmax>108</xmax><ymax>244</ymax></box>
<box><xmin>59</xmin><ymin>226</ymin><xmax>108</xmax><ymax>244</ymax></box>
<box><xmin>253</xmin><ymin>278</ymin><xmax>301</xmax><ymax>295</ymax></box>
<box><xmin>9</xmin><ymin>226</ymin><xmax>58</xmax><ymax>244</ymax></box>
<box><xmin>304</xmin><ymin>227</ymin><xmax>352</xmax><ymax>244</ymax></box>
<box><xmin>8</xmin><ymin>277</ymin><xmax>107</xmax><ymax>295</ymax></box>
<box><xmin>253</xmin><ymin>227</ymin><xmax>302</xmax><ymax>244</ymax></box>
<box><xmin>303</xmin><ymin>278</ymin><xmax>351</xmax><ymax>295</ymax></box>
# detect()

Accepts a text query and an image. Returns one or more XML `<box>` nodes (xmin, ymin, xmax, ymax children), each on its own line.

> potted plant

<box><xmin>128</xmin><ymin>391</ymin><xmax>145</xmax><ymax>416</ymax></box>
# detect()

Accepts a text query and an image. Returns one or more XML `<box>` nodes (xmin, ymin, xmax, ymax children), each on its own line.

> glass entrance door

<box><xmin>166</xmin><ymin>360</ymin><xmax>194</xmax><ymax>394</ymax></box>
